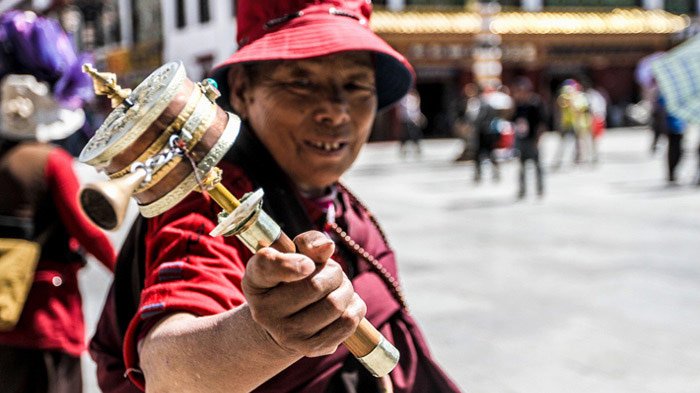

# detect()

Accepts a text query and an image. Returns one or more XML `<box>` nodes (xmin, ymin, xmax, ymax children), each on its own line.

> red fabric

<box><xmin>122</xmin><ymin>163</ymin><xmax>254</xmax><ymax>390</ymax></box>
<box><xmin>0</xmin><ymin>147</ymin><xmax>116</xmax><ymax>356</ymax></box>
<box><xmin>211</xmin><ymin>1</ymin><xmax>414</xmax><ymax>109</ymax></box>
<box><xmin>592</xmin><ymin>116</ymin><xmax>606</xmax><ymax>139</ymax></box>
<box><xmin>496</xmin><ymin>122</ymin><xmax>515</xmax><ymax>150</ymax></box>
<box><xmin>46</xmin><ymin>148</ymin><xmax>116</xmax><ymax>270</ymax></box>
<box><xmin>236</xmin><ymin>1</ymin><xmax>371</xmax><ymax>47</ymax></box>
<box><xmin>217</xmin><ymin>8</ymin><xmax>411</xmax><ymax>76</ymax></box>
<box><xmin>223</xmin><ymin>1</ymin><xmax>404</xmax><ymax>67</ymax></box>
<box><xmin>121</xmin><ymin>161</ymin><xmax>461</xmax><ymax>392</ymax></box>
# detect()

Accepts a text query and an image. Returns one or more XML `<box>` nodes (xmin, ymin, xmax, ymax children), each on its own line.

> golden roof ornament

<box><xmin>82</xmin><ymin>63</ymin><xmax>133</xmax><ymax>108</ymax></box>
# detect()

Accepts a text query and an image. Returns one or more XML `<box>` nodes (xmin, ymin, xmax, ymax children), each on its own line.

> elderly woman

<box><xmin>91</xmin><ymin>1</ymin><xmax>462</xmax><ymax>392</ymax></box>
<box><xmin>0</xmin><ymin>10</ymin><xmax>115</xmax><ymax>393</ymax></box>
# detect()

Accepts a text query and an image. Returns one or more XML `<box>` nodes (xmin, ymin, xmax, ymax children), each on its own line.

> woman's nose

<box><xmin>313</xmin><ymin>87</ymin><xmax>351</xmax><ymax>127</ymax></box>
<box><xmin>313</xmin><ymin>101</ymin><xmax>350</xmax><ymax>127</ymax></box>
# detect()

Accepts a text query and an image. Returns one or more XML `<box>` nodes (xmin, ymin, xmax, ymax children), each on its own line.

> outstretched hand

<box><xmin>242</xmin><ymin>230</ymin><xmax>366</xmax><ymax>358</ymax></box>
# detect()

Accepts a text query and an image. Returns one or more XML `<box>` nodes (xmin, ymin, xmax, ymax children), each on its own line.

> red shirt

<box><xmin>120</xmin><ymin>159</ymin><xmax>461</xmax><ymax>392</ymax></box>
<box><xmin>0</xmin><ymin>146</ymin><xmax>115</xmax><ymax>356</ymax></box>
<box><xmin>123</xmin><ymin>163</ymin><xmax>254</xmax><ymax>389</ymax></box>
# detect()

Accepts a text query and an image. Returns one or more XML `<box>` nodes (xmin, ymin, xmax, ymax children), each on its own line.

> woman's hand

<box><xmin>242</xmin><ymin>230</ymin><xmax>366</xmax><ymax>358</ymax></box>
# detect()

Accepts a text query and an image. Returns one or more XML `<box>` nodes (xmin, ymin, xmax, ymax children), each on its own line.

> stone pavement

<box><xmin>79</xmin><ymin>127</ymin><xmax>700</xmax><ymax>393</ymax></box>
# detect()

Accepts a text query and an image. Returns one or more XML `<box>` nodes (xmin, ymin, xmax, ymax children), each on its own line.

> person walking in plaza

<box><xmin>552</xmin><ymin>79</ymin><xmax>591</xmax><ymax>169</ymax></box>
<box><xmin>584</xmin><ymin>82</ymin><xmax>608</xmax><ymax>164</ymax></box>
<box><xmin>511</xmin><ymin>77</ymin><xmax>546</xmax><ymax>199</ymax></box>
<box><xmin>88</xmin><ymin>1</ymin><xmax>463</xmax><ymax>392</ymax></box>
<box><xmin>453</xmin><ymin>82</ymin><xmax>480</xmax><ymax>162</ymax></box>
<box><xmin>398</xmin><ymin>87</ymin><xmax>426</xmax><ymax>158</ymax></box>
<box><xmin>656</xmin><ymin>94</ymin><xmax>686</xmax><ymax>184</ymax></box>
<box><xmin>473</xmin><ymin>85</ymin><xmax>506</xmax><ymax>183</ymax></box>
<box><xmin>0</xmin><ymin>10</ymin><xmax>116</xmax><ymax>393</ymax></box>
<box><xmin>648</xmin><ymin>79</ymin><xmax>666</xmax><ymax>155</ymax></box>
<box><xmin>695</xmin><ymin>143</ymin><xmax>700</xmax><ymax>186</ymax></box>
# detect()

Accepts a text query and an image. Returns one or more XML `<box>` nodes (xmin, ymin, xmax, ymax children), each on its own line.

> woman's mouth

<box><xmin>304</xmin><ymin>140</ymin><xmax>347</xmax><ymax>153</ymax></box>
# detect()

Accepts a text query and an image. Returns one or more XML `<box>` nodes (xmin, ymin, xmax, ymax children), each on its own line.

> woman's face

<box><xmin>230</xmin><ymin>52</ymin><xmax>377</xmax><ymax>195</ymax></box>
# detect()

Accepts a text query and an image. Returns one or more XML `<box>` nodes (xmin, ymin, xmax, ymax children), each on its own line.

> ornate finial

<box><xmin>82</xmin><ymin>63</ymin><xmax>133</xmax><ymax>108</ymax></box>
<box><xmin>200</xmin><ymin>78</ymin><xmax>221</xmax><ymax>103</ymax></box>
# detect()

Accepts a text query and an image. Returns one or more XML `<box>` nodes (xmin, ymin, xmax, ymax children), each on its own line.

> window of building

<box><xmin>665</xmin><ymin>0</ymin><xmax>696</xmax><ymax>14</ymax></box>
<box><xmin>176</xmin><ymin>0</ymin><xmax>186</xmax><ymax>29</ymax></box>
<box><xmin>544</xmin><ymin>0</ymin><xmax>638</xmax><ymax>7</ymax></box>
<box><xmin>74</xmin><ymin>0</ymin><xmax>121</xmax><ymax>49</ymax></box>
<box><xmin>199</xmin><ymin>0</ymin><xmax>211</xmax><ymax>23</ymax></box>
<box><xmin>132</xmin><ymin>0</ymin><xmax>162</xmax><ymax>44</ymax></box>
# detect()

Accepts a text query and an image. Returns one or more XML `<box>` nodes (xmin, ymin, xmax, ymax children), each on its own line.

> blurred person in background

<box><xmin>453</xmin><ymin>82</ymin><xmax>480</xmax><ymax>162</ymax></box>
<box><xmin>656</xmin><ymin>94</ymin><xmax>686</xmax><ymax>184</ymax></box>
<box><xmin>398</xmin><ymin>87</ymin><xmax>426</xmax><ymax>158</ymax></box>
<box><xmin>583</xmin><ymin>81</ymin><xmax>608</xmax><ymax>164</ymax></box>
<box><xmin>473</xmin><ymin>83</ymin><xmax>512</xmax><ymax>183</ymax></box>
<box><xmin>511</xmin><ymin>77</ymin><xmax>546</xmax><ymax>199</ymax></box>
<box><xmin>695</xmin><ymin>143</ymin><xmax>700</xmax><ymax>186</ymax></box>
<box><xmin>552</xmin><ymin>79</ymin><xmax>591</xmax><ymax>169</ymax></box>
<box><xmin>649</xmin><ymin>78</ymin><xmax>666</xmax><ymax>155</ymax></box>
<box><xmin>88</xmin><ymin>1</ymin><xmax>463</xmax><ymax>392</ymax></box>
<box><xmin>0</xmin><ymin>10</ymin><xmax>115</xmax><ymax>393</ymax></box>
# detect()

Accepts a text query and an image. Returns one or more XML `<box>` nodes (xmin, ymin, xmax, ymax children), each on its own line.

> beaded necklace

<box><xmin>319</xmin><ymin>184</ymin><xmax>409</xmax><ymax>311</ymax></box>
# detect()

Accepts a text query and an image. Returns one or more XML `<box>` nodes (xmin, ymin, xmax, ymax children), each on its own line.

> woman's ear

<box><xmin>227</xmin><ymin>66</ymin><xmax>250</xmax><ymax>119</ymax></box>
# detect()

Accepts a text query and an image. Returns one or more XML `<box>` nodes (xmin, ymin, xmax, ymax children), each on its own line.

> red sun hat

<box><xmin>210</xmin><ymin>0</ymin><xmax>414</xmax><ymax>110</ymax></box>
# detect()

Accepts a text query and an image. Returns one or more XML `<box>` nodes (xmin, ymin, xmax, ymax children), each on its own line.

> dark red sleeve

<box><xmin>45</xmin><ymin>147</ymin><xmax>116</xmax><ymax>270</ymax></box>
<box><xmin>89</xmin><ymin>288</ymin><xmax>142</xmax><ymax>393</ymax></box>
<box><xmin>122</xmin><ymin>191</ymin><xmax>253</xmax><ymax>390</ymax></box>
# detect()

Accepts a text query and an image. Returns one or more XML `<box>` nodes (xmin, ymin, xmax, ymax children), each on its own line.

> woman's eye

<box><xmin>289</xmin><ymin>79</ymin><xmax>313</xmax><ymax>89</ymax></box>
<box><xmin>346</xmin><ymin>82</ymin><xmax>375</xmax><ymax>93</ymax></box>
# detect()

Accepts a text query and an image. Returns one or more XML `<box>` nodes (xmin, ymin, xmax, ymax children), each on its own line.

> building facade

<box><xmin>1</xmin><ymin>0</ymin><xmax>237</xmax><ymax>88</ymax></box>
<box><xmin>371</xmin><ymin>0</ymin><xmax>694</xmax><ymax>139</ymax></box>
<box><xmin>2</xmin><ymin>0</ymin><xmax>693</xmax><ymax>138</ymax></box>
<box><xmin>160</xmin><ymin>0</ymin><xmax>237</xmax><ymax>81</ymax></box>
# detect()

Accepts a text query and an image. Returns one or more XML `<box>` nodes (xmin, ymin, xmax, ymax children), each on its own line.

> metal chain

<box><xmin>129</xmin><ymin>135</ymin><xmax>185</xmax><ymax>184</ymax></box>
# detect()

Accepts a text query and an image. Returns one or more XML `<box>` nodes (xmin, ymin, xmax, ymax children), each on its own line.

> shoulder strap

<box><xmin>113</xmin><ymin>215</ymin><xmax>148</xmax><ymax>338</ymax></box>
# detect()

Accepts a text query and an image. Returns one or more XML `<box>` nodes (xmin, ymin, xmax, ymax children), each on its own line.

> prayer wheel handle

<box><xmin>209</xmin><ymin>187</ymin><xmax>400</xmax><ymax>378</ymax></box>
<box><xmin>267</xmin><ymin>230</ymin><xmax>397</xmax><ymax>378</ymax></box>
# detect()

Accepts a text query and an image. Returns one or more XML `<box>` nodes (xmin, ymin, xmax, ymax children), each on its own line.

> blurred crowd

<box><xmin>398</xmin><ymin>71</ymin><xmax>700</xmax><ymax>199</ymax></box>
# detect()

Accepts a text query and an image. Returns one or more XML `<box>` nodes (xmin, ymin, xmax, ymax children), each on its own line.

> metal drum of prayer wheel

<box><xmin>79</xmin><ymin>62</ymin><xmax>239</xmax><ymax>226</ymax></box>
<box><xmin>78</xmin><ymin>63</ymin><xmax>400</xmax><ymax>378</ymax></box>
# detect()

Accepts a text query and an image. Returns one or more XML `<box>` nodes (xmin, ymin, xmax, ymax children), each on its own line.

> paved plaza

<box><xmin>79</xmin><ymin>127</ymin><xmax>700</xmax><ymax>393</ymax></box>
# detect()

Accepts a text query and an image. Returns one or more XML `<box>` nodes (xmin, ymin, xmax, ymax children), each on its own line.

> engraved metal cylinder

<box><xmin>79</xmin><ymin>61</ymin><xmax>240</xmax><ymax>219</ymax></box>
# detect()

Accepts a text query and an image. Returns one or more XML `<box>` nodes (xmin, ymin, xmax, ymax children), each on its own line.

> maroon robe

<box><xmin>89</xmin><ymin>126</ymin><xmax>462</xmax><ymax>393</ymax></box>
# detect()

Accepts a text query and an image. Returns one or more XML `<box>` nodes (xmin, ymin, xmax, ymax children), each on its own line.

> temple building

<box><xmin>370</xmin><ymin>0</ymin><xmax>693</xmax><ymax>138</ymax></box>
<box><xmin>1</xmin><ymin>0</ymin><xmax>694</xmax><ymax>137</ymax></box>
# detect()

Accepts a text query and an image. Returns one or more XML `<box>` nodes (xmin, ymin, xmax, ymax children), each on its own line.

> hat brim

<box><xmin>210</xmin><ymin>13</ymin><xmax>414</xmax><ymax>111</ymax></box>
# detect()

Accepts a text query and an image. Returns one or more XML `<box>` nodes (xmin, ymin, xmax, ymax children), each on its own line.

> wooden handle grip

<box><xmin>207</xmin><ymin>184</ymin><xmax>400</xmax><ymax>377</ymax></box>
<box><xmin>344</xmin><ymin>318</ymin><xmax>381</xmax><ymax>357</ymax></box>
<box><xmin>268</xmin><ymin>233</ymin><xmax>383</xmax><ymax>355</ymax></box>
<box><xmin>268</xmin><ymin>231</ymin><xmax>399</xmax><ymax>377</ymax></box>
<box><xmin>268</xmin><ymin>232</ymin><xmax>295</xmax><ymax>254</ymax></box>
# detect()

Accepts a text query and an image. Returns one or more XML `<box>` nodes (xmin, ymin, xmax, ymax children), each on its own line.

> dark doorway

<box><xmin>416</xmin><ymin>82</ymin><xmax>450</xmax><ymax>138</ymax></box>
